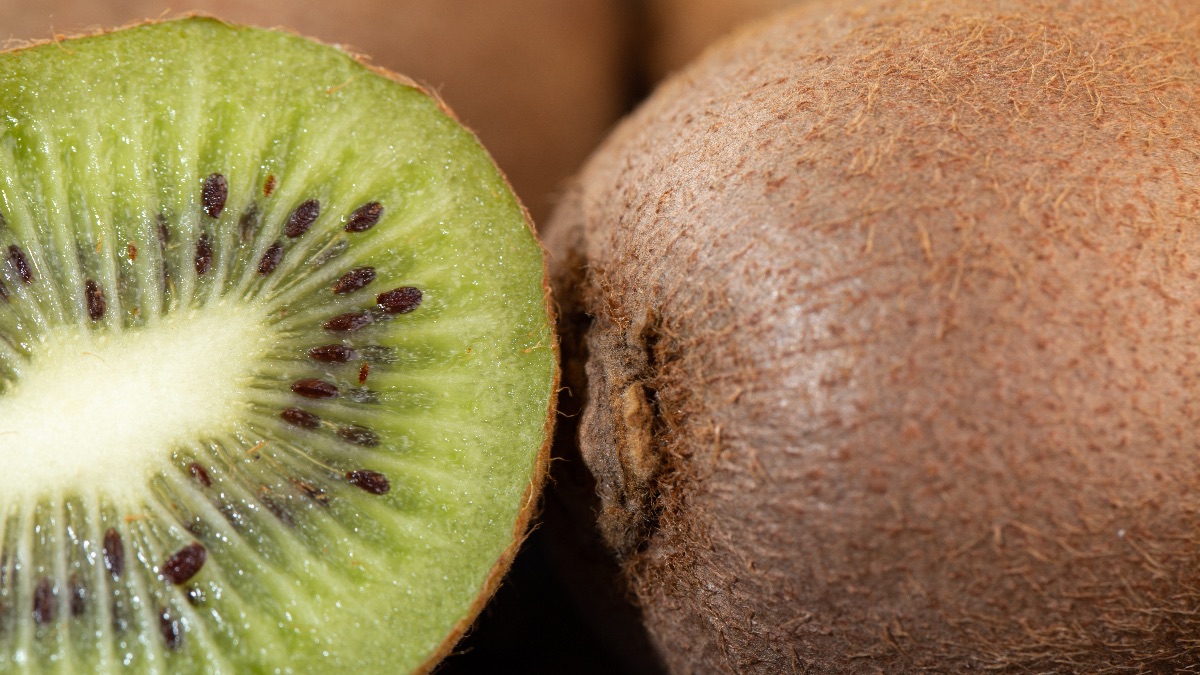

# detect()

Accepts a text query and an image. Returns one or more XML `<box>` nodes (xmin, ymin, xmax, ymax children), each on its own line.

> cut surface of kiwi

<box><xmin>0</xmin><ymin>17</ymin><xmax>556</xmax><ymax>674</ymax></box>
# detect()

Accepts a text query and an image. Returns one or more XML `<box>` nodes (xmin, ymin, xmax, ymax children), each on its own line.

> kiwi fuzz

<box><xmin>549</xmin><ymin>0</ymin><xmax>1200</xmax><ymax>671</ymax></box>
<box><xmin>0</xmin><ymin>17</ymin><xmax>557</xmax><ymax>674</ymax></box>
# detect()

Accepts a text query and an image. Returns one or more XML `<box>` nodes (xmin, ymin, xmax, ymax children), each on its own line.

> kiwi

<box><xmin>0</xmin><ymin>17</ymin><xmax>556</xmax><ymax>674</ymax></box>
<box><xmin>548</xmin><ymin>0</ymin><xmax>1200</xmax><ymax>671</ymax></box>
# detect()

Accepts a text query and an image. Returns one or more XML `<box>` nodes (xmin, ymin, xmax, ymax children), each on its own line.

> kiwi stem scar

<box><xmin>0</xmin><ymin>301</ymin><xmax>272</xmax><ymax>503</ymax></box>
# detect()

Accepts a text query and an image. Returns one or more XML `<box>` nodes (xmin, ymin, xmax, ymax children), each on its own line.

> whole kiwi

<box><xmin>547</xmin><ymin>0</ymin><xmax>1200</xmax><ymax>671</ymax></box>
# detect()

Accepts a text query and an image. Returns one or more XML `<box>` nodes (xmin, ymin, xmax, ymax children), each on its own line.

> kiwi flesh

<box><xmin>549</xmin><ymin>0</ymin><xmax>1200</xmax><ymax>671</ymax></box>
<box><xmin>0</xmin><ymin>17</ymin><xmax>556</xmax><ymax>674</ymax></box>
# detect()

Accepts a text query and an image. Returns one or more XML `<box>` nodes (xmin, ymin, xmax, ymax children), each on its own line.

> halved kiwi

<box><xmin>0</xmin><ymin>17</ymin><xmax>557</xmax><ymax>674</ymax></box>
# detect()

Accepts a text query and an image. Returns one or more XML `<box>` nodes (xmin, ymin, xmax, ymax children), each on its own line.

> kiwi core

<box><xmin>0</xmin><ymin>303</ymin><xmax>267</xmax><ymax>502</ymax></box>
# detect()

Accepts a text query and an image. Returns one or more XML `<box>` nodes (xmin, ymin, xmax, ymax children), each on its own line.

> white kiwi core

<box><xmin>0</xmin><ymin>302</ymin><xmax>268</xmax><ymax>503</ymax></box>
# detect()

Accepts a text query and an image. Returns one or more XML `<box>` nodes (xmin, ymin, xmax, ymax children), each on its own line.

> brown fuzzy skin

<box><xmin>0</xmin><ymin>0</ymin><xmax>630</xmax><ymax>224</ymax></box>
<box><xmin>548</xmin><ymin>0</ymin><xmax>1200</xmax><ymax>672</ymax></box>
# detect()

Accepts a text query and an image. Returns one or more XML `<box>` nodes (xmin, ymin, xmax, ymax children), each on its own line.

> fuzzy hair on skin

<box><xmin>548</xmin><ymin>0</ymin><xmax>1200</xmax><ymax>671</ymax></box>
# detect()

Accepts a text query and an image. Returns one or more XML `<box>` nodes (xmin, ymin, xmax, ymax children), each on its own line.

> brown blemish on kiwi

<box><xmin>357</xmin><ymin>362</ymin><xmax>369</xmax><ymax>384</ymax></box>
<box><xmin>262</xmin><ymin>174</ymin><xmax>276</xmax><ymax>197</ymax></box>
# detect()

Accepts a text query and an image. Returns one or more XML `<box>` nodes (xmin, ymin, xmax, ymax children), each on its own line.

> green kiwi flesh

<box><xmin>0</xmin><ymin>18</ymin><xmax>556</xmax><ymax>674</ymax></box>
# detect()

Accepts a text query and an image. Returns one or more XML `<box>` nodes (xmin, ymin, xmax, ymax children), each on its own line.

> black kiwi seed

<box><xmin>85</xmin><ymin>279</ymin><xmax>106</xmax><ymax>321</ymax></box>
<box><xmin>308</xmin><ymin>344</ymin><xmax>357</xmax><ymax>363</ymax></box>
<box><xmin>201</xmin><ymin>173</ymin><xmax>228</xmax><ymax>219</ymax></box>
<box><xmin>332</xmin><ymin>267</ymin><xmax>376</xmax><ymax>294</ymax></box>
<box><xmin>32</xmin><ymin>577</ymin><xmax>55</xmax><ymax>625</ymax></box>
<box><xmin>259</xmin><ymin>489</ymin><xmax>294</xmax><ymax>527</ymax></box>
<box><xmin>377</xmin><ymin>286</ymin><xmax>422</xmax><ymax>314</ymax></box>
<box><xmin>188</xmin><ymin>462</ymin><xmax>212</xmax><ymax>487</ymax></box>
<box><xmin>159</xmin><ymin>607</ymin><xmax>183</xmax><ymax>650</ymax></box>
<box><xmin>310</xmin><ymin>238</ymin><xmax>348</xmax><ymax>268</ymax></box>
<box><xmin>344</xmin><ymin>202</ymin><xmax>383</xmax><ymax>233</ymax></box>
<box><xmin>280</xmin><ymin>407</ymin><xmax>321</xmax><ymax>429</ymax></box>
<box><xmin>338</xmin><ymin>425</ymin><xmax>380</xmax><ymax>447</ymax></box>
<box><xmin>69</xmin><ymin>574</ymin><xmax>86</xmax><ymax>617</ymax></box>
<box><xmin>162</xmin><ymin>543</ymin><xmax>207</xmax><ymax>585</ymax></box>
<box><xmin>345</xmin><ymin>470</ymin><xmax>390</xmax><ymax>495</ymax></box>
<box><xmin>263</xmin><ymin>174</ymin><xmax>277</xmax><ymax>197</ymax></box>
<box><xmin>258</xmin><ymin>241</ymin><xmax>284</xmax><ymax>276</ymax></box>
<box><xmin>239</xmin><ymin>203</ymin><xmax>260</xmax><ymax>243</ymax></box>
<box><xmin>102</xmin><ymin>528</ymin><xmax>124</xmax><ymax>579</ymax></box>
<box><xmin>345</xmin><ymin>388</ymin><xmax>380</xmax><ymax>404</ymax></box>
<box><xmin>323</xmin><ymin>311</ymin><xmax>373</xmax><ymax>333</ymax></box>
<box><xmin>358</xmin><ymin>362</ymin><xmax>370</xmax><ymax>384</ymax></box>
<box><xmin>194</xmin><ymin>233</ymin><xmax>213</xmax><ymax>276</ymax></box>
<box><xmin>186</xmin><ymin>586</ymin><xmax>205</xmax><ymax>606</ymax></box>
<box><xmin>8</xmin><ymin>245</ymin><xmax>32</xmax><ymax>284</ymax></box>
<box><xmin>157</xmin><ymin>218</ymin><xmax>170</xmax><ymax>247</ymax></box>
<box><xmin>284</xmin><ymin>199</ymin><xmax>320</xmax><ymax>238</ymax></box>
<box><xmin>291</xmin><ymin>378</ymin><xmax>339</xmax><ymax>399</ymax></box>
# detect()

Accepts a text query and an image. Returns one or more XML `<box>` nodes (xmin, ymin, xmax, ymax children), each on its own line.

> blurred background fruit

<box><xmin>645</xmin><ymin>0</ymin><xmax>801</xmax><ymax>79</ymax></box>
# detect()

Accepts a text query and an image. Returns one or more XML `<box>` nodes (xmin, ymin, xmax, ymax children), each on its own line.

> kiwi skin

<box><xmin>547</xmin><ymin>0</ymin><xmax>1200</xmax><ymax>671</ymax></box>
